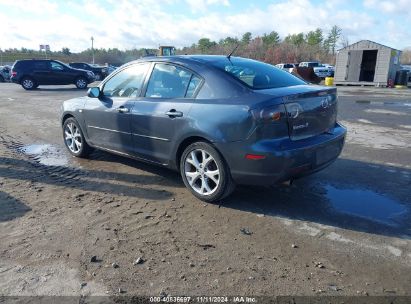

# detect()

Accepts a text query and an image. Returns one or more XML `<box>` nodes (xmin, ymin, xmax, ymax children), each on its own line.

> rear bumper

<box><xmin>215</xmin><ymin>122</ymin><xmax>347</xmax><ymax>186</ymax></box>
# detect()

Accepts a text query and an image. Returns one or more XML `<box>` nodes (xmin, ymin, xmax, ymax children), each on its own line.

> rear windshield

<box><xmin>210</xmin><ymin>57</ymin><xmax>306</xmax><ymax>89</ymax></box>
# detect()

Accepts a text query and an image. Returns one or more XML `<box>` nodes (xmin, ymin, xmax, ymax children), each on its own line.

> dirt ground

<box><xmin>0</xmin><ymin>83</ymin><xmax>410</xmax><ymax>300</ymax></box>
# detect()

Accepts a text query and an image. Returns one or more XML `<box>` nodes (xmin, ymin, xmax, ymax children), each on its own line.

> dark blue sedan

<box><xmin>61</xmin><ymin>55</ymin><xmax>346</xmax><ymax>202</ymax></box>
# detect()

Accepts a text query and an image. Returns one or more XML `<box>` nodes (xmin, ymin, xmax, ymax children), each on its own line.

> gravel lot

<box><xmin>0</xmin><ymin>83</ymin><xmax>410</xmax><ymax>300</ymax></box>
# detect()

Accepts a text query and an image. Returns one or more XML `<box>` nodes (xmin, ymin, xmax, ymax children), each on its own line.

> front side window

<box><xmin>145</xmin><ymin>63</ymin><xmax>199</xmax><ymax>98</ymax></box>
<box><xmin>211</xmin><ymin>57</ymin><xmax>306</xmax><ymax>89</ymax></box>
<box><xmin>102</xmin><ymin>63</ymin><xmax>149</xmax><ymax>98</ymax></box>
<box><xmin>51</xmin><ymin>61</ymin><xmax>64</xmax><ymax>71</ymax></box>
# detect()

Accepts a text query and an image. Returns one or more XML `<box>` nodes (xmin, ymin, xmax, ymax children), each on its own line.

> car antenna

<box><xmin>227</xmin><ymin>44</ymin><xmax>239</xmax><ymax>60</ymax></box>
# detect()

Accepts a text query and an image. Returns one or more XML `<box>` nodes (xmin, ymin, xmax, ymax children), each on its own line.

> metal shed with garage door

<box><xmin>334</xmin><ymin>40</ymin><xmax>402</xmax><ymax>86</ymax></box>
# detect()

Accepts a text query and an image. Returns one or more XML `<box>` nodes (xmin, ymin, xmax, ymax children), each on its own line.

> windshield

<box><xmin>211</xmin><ymin>57</ymin><xmax>306</xmax><ymax>89</ymax></box>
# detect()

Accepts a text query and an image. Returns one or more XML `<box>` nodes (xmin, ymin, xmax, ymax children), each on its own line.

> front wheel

<box><xmin>62</xmin><ymin>117</ymin><xmax>91</xmax><ymax>158</ymax></box>
<box><xmin>75</xmin><ymin>77</ymin><xmax>88</xmax><ymax>89</ymax></box>
<box><xmin>180</xmin><ymin>142</ymin><xmax>235</xmax><ymax>202</ymax></box>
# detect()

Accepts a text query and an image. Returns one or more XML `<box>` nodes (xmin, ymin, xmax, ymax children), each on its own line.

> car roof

<box><xmin>17</xmin><ymin>59</ymin><xmax>51</xmax><ymax>62</ymax></box>
<box><xmin>127</xmin><ymin>55</ymin><xmax>251</xmax><ymax>67</ymax></box>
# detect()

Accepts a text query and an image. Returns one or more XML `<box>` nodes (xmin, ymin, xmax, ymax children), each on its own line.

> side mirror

<box><xmin>87</xmin><ymin>87</ymin><xmax>101</xmax><ymax>98</ymax></box>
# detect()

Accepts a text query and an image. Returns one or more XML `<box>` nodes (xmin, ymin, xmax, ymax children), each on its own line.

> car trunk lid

<box><xmin>283</xmin><ymin>88</ymin><xmax>337</xmax><ymax>140</ymax></box>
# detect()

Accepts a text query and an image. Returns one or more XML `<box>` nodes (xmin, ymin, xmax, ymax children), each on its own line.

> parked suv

<box><xmin>11</xmin><ymin>59</ymin><xmax>95</xmax><ymax>90</ymax></box>
<box><xmin>69</xmin><ymin>62</ymin><xmax>108</xmax><ymax>81</ymax></box>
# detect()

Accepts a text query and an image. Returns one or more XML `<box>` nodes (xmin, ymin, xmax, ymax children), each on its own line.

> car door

<box><xmin>83</xmin><ymin>63</ymin><xmax>150</xmax><ymax>153</ymax></box>
<box><xmin>130</xmin><ymin>62</ymin><xmax>202</xmax><ymax>164</ymax></box>
<box><xmin>31</xmin><ymin>61</ymin><xmax>52</xmax><ymax>84</ymax></box>
<box><xmin>48</xmin><ymin>61</ymin><xmax>71</xmax><ymax>84</ymax></box>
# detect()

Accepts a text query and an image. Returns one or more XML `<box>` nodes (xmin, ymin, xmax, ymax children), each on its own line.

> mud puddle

<box><xmin>19</xmin><ymin>144</ymin><xmax>69</xmax><ymax>166</ymax></box>
<box><xmin>324</xmin><ymin>184</ymin><xmax>407</xmax><ymax>226</ymax></box>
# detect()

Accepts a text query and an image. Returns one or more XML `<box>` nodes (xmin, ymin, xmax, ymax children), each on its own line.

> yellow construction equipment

<box><xmin>158</xmin><ymin>46</ymin><xmax>175</xmax><ymax>56</ymax></box>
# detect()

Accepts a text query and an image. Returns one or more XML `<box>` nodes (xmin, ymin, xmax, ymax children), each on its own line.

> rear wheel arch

<box><xmin>21</xmin><ymin>76</ymin><xmax>37</xmax><ymax>90</ymax></box>
<box><xmin>179</xmin><ymin>140</ymin><xmax>235</xmax><ymax>202</ymax></box>
<box><xmin>175</xmin><ymin>136</ymin><xmax>213</xmax><ymax>169</ymax></box>
<box><xmin>19</xmin><ymin>74</ymin><xmax>32</xmax><ymax>83</ymax></box>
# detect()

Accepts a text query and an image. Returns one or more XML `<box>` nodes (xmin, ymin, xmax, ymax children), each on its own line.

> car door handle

<box><xmin>116</xmin><ymin>106</ymin><xmax>129</xmax><ymax>113</ymax></box>
<box><xmin>165</xmin><ymin>109</ymin><xmax>183</xmax><ymax>118</ymax></box>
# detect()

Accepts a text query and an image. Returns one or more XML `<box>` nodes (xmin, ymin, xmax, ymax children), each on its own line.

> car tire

<box><xmin>0</xmin><ymin>75</ymin><xmax>4</xmax><ymax>82</ymax></box>
<box><xmin>62</xmin><ymin>117</ymin><xmax>92</xmax><ymax>158</ymax></box>
<box><xmin>180</xmin><ymin>141</ymin><xmax>235</xmax><ymax>202</ymax></box>
<box><xmin>21</xmin><ymin>77</ymin><xmax>36</xmax><ymax>90</ymax></box>
<box><xmin>75</xmin><ymin>77</ymin><xmax>88</xmax><ymax>89</ymax></box>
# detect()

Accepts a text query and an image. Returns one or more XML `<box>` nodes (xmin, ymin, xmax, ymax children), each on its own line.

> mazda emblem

<box><xmin>321</xmin><ymin>98</ymin><xmax>329</xmax><ymax>108</ymax></box>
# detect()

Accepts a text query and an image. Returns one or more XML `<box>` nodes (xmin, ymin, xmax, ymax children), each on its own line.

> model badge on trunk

<box><xmin>293</xmin><ymin>122</ymin><xmax>309</xmax><ymax>130</ymax></box>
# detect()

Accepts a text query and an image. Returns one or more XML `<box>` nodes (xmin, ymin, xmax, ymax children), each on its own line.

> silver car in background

<box><xmin>0</xmin><ymin>65</ymin><xmax>11</xmax><ymax>82</ymax></box>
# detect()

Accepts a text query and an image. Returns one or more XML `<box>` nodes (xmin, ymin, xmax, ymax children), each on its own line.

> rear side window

<box><xmin>211</xmin><ymin>58</ymin><xmax>306</xmax><ymax>89</ymax></box>
<box><xmin>145</xmin><ymin>63</ymin><xmax>200</xmax><ymax>98</ymax></box>
<box><xmin>186</xmin><ymin>75</ymin><xmax>202</xmax><ymax>98</ymax></box>
<box><xmin>33</xmin><ymin>62</ymin><xmax>49</xmax><ymax>70</ymax></box>
<box><xmin>103</xmin><ymin>63</ymin><xmax>149</xmax><ymax>98</ymax></box>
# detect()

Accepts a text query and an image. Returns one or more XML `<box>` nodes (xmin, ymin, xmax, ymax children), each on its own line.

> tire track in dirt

<box><xmin>0</xmin><ymin>126</ymin><xmax>88</xmax><ymax>186</ymax></box>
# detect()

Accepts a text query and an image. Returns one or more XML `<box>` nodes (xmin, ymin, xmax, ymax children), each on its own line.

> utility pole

<box><xmin>91</xmin><ymin>36</ymin><xmax>95</xmax><ymax>64</ymax></box>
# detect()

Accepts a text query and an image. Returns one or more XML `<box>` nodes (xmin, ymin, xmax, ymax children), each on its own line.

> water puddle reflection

<box><xmin>20</xmin><ymin>144</ymin><xmax>68</xmax><ymax>166</ymax></box>
<box><xmin>325</xmin><ymin>184</ymin><xmax>407</xmax><ymax>226</ymax></box>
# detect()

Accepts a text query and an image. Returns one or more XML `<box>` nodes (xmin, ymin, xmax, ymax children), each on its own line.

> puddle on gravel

<box><xmin>20</xmin><ymin>144</ymin><xmax>69</xmax><ymax>166</ymax></box>
<box><xmin>324</xmin><ymin>185</ymin><xmax>407</xmax><ymax>226</ymax></box>
<box><xmin>355</xmin><ymin>100</ymin><xmax>411</xmax><ymax>107</ymax></box>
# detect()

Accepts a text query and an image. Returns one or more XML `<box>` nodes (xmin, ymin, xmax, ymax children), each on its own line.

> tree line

<box><xmin>1</xmin><ymin>25</ymin><xmax>411</xmax><ymax>66</ymax></box>
<box><xmin>181</xmin><ymin>25</ymin><xmax>344</xmax><ymax>65</ymax></box>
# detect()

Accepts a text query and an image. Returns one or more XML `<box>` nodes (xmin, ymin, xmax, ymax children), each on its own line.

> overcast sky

<box><xmin>1</xmin><ymin>0</ymin><xmax>410</xmax><ymax>52</ymax></box>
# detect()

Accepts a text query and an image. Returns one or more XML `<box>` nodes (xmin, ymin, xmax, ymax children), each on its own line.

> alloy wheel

<box><xmin>76</xmin><ymin>78</ymin><xmax>86</xmax><ymax>88</ymax></box>
<box><xmin>22</xmin><ymin>79</ymin><xmax>34</xmax><ymax>89</ymax></box>
<box><xmin>184</xmin><ymin>149</ymin><xmax>220</xmax><ymax>196</ymax></box>
<box><xmin>64</xmin><ymin>122</ymin><xmax>82</xmax><ymax>153</ymax></box>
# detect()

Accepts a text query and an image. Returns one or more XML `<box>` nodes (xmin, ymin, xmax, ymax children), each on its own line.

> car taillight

<box><xmin>251</xmin><ymin>104</ymin><xmax>286</xmax><ymax>123</ymax></box>
<box><xmin>11</xmin><ymin>71</ymin><xmax>17</xmax><ymax>77</ymax></box>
